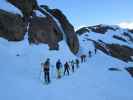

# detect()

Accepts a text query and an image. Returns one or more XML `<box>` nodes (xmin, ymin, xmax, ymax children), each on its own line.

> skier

<box><xmin>80</xmin><ymin>55</ymin><xmax>84</xmax><ymax>63</ymax></box>
<box><xmin>56</xmin><ymin>59</ymin><xmax>62</xmax><ymax>79</ymax></box>
<box><xmin>64</xmin><ymin>61</ymin><xmax>70</xmax><ymax>76</ymax></box>
<box><xmin>88</xmin><ymin>51</ymin><xmax>92</xmax><ymax>57</ymax></box>
<box><xmin>70</xmin><ymin>60</ymin><xmax>75</xmax><ymax>72</ymax></box>
<box><xmin>94</xmin><ymin>48</ymin><xmax>97</xmax><ymax>54</ymax></box>
<box><xmin>43</xmin><ymin>58</ymin><xmax>50</xmax><ymax>84</ymax></box>
<box><xmin>82</xmin><ymin>54</ymin><xmax>86</xmax><ymax>62</ymax></box>
<box><xmin>75</xmin><ymin>59</ymin><xmax>80</xmax><ymax>69</ymax></box>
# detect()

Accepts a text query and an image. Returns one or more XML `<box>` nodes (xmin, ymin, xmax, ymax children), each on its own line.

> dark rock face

<box><xmin>39</xmin><ymin>6</ymin><xmax>79</xmax><ymax>54</ymax></box>
<box><xmin>129</xmin><ymin>29</ymin><xmax>133</xmax><ymax>33</ymax></box>
<box><xmin>0</xmin><ymin>9</ymin><xmax>26</xmax><ymax>41</ymax></box>
<box><xmin>89</xmin><ymin>25</ymin><xmax>117</xmax><ymax>34</ymax></box>
<box><xmin>125</xmin><ymin>67</ymin><xmax>133</xmax><ymax>77</ymax></box>
<box><xmin>49</xmin><ymin>8</ymin><xmax>79</xmax><ymax>54</ymax></box>
<box><xmin>94</xmin><ymin>41</ymin><xmax>133</xmax><ymax>62</ymax></box>
<box><xmin>7</xmin><ymin>0</ymin><xmax>38</xmax><ymax>18</ymax></box>
<box><xmin>76</xmin><ymin>24</ymin><xmax>118</xmax><ymax>35</ymax></box>
<box><xmin>108</xmin><ymin>68</ymin><xmax>121</xmax><ymax>71</ymax></box>
<box><xmin>113</xmin><ymin>35</ymin><xmax>127</xmax><ymax>42</ymax></box>
<box><xmin>28</xmin><ymin>17</ymin><xmax>63</xmax><ymax>50</ymax></box>
<box><xmin>76</xmin><ymin>27</ymin><xmax>90</xmax><ymax>35</ymax></box>
<box><xmin>107</xmin><ymin>44</ymin><xmax>133</xmax><ymax>62</ymax></box>
<box><xmin>123</xmin><ymin>32</ymin><xmax>133</xmax><ymax>43</ymax></box>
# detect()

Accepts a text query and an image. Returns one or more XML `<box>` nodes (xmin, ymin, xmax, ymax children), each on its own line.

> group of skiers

<box><xmin>41</xmin><ymin>58</ymin><xmax>80</xmax><ymax>84</ymax></box>
<box><xmin>41</xmin><ymin>48</ymin><xmax>97</xmax><ymax>84</ymax></box>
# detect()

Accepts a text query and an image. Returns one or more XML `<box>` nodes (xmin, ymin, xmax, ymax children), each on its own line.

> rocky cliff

<box><xmin>0</xmin><ymin>0</ymin><xmax>79</xmax><ymax>54</ymax></box>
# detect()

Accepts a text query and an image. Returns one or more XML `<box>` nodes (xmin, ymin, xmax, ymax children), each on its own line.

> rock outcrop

<box><xmin>126</xmin><ymin>67</ymin><xmax>133</xmax><ymax>77</ymax></box>
<box><xmin>0</xmin><ymin>9</ymin><xmax>26</xmax><ymax>41</ymax></box>
<box><xmin>95</xmin><ymin>41</ymin><xmax>133</xmax><ymax>62</ymax></box>
<box><xmin>76</xmin><ymin>27</ymin><xmax>90</xmax><ymax>35</ymax></box>
<box><xmin>107</xmin><ymin>44</ymin><xmax>133</xmax><ymax>62</ymax></box>
<box><xmin>76</xmin><ymin>24</ymin><xmax>118</xmax><ymax>35</ymax></box>
<box><xmin>129</xmin><ymin>29</ymin><xmax>133</xmax><ymax>33</ymax></box>
<box><xmin>28</xmin><ymin>16</ymin><xmax>63</xmax><ymax>50</ymax></box>
<box><xmin>0</xmin><ymin>1</ymin><xmax>79</xmax><ymax>54</ymax></box>
<box><xmin>7</xmin><ymin>0</ymin><xmax>38</xmax><ymax>19</ymax></box>
<box><xmin>40</xmin><ymin>5</ymin><xmax>79</xmax><ymax>54</ymax></box>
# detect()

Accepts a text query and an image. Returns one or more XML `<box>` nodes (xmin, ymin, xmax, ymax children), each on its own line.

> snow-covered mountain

<box><xmin>0</xmin><ymin>0</ymin><xmax>133</xmax><ymax>100</ymax></box>
<box><xmin>76</xmin><ymin>24</ymin><xmax>133</xmax><ymax>62</ymax></box>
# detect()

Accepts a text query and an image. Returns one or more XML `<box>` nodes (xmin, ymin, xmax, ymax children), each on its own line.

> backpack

<box><xmin>43</xmin><ymin>61</ymin><xmax>49</xmax><ymax>71</ymax></box>
<box><xmin>56</xmin><ymin>61</ymin><xmax>61</xmax><ymax>70</ymax></box>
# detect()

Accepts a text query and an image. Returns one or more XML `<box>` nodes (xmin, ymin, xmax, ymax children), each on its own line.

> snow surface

<box><xmin>0</xmin><ymin>33</ymin><xmax>133</xmax><ymax>100</ymax></box>
<box><xmin>0</xmin><ymin>0</ymin><xmax>23</xmax><ymax>16</ymax></box>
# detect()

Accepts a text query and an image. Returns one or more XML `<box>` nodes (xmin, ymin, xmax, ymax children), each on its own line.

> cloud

<box><xmin>118</xmin><ymin>21</ymin><xmax>133</xmax><ymax>29</ymax></box>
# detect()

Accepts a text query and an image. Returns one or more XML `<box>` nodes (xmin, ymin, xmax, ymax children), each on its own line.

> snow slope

<box><xmin>0</xmin><ymin>32</ymin><xmax>133</xmax><ymax>100</ymax></box>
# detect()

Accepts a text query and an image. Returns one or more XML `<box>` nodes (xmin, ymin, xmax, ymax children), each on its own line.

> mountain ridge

<box><xmin>76</xmin><ymin>24</ymin><xmax>133</xmax><ymax>62</ymax></box>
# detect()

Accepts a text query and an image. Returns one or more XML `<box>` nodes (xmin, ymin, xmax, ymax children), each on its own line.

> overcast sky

<box><xmin>38</xmin><ymin>0</ymin><xmax>133</xmax><ymax>29</ymax></box>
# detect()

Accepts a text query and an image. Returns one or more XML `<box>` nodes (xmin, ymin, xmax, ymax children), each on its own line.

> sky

<box><xmin>38</xmin><ymin>0</ymin><xmax>133</xmax><ymax>29</ymax></box>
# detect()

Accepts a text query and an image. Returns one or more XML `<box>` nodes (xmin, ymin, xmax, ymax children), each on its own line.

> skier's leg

<box><xmin>58</xmin><ymin>69</ymin><xmax>61</xmax><ymax>78</ymax></box>
<box><xmin>64</xmin><ymin>69</ymin><xmax>66</xmax><ymax>75</ymax></box>
<box><xmin>76</xmin><ymin>64</ymin><xmax>78</xmax><ymax>68</ymax></box>
<box><xmin>44</xmin><ymin>71</ymin><xmax>47</xmax><ymax>83</ymax></box>
<box><xmin>72</xmin><ymin>66</ymin><xmax>74</xmax><ymax>72</ymax></box>
<box><xmin>47</xmin><ymin>71</ymin><xmax>50</xmax><ymax>83</ymax></box>
<box><xmin>57</xmin><ymin>69</ymin><xmax>60</xmax><ymax>78</ymax></box>
<box><xmin>82</xmin><ymin>57</ymin><xmax>83</xmax><ymax>63</ymax></box>
<box><xmin>59</xmin><ymin>69</ymin><xmax>61</xmax><ymax>78</ymax></box>
<box><xmin>67</xmin><ymin>69</ymin><xmax>69</xmax><ymax>75</ymax></box>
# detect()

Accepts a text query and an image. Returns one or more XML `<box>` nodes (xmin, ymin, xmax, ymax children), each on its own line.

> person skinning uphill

<box><xmin>70</xmin><ymin>60</ymin><xmax>75</xmax><ymax>72</ymax></box>
<box><xmin>88</xmin><ymin>51</ymin><xmax>92</xmax><ymax>57</ymax></box>
<box><xmin>80</xmin><ymin>55</ymin><xmax>83</xmax><ymax>63</ymax></box>
<box><xmin>64</xmin><ymin>61</ymin><xmax>70</xmax><ymax>76</ymax></box>
<box><xmin>42</xmin><ymin>58</ymin><xmax>51</xmax><ymax>84</ymax></box>
<box><xmin>95</xmin><ymin>48</ymin><xmax>97</xmax><ymax>54</ymax></box>
<box><xmin>75</xmin><ymin>59</ymin><xmax>80</xmax><ymax>69</ymax></box>
<box><xmin>80</xmin><ymin>54</ymin><xmax>86</xmax><ymax>63</ymax></box>
<box><xmin>56</xmin><ymin>59</ymin><xmax>62</xmax><ymax>79</ymax></box>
